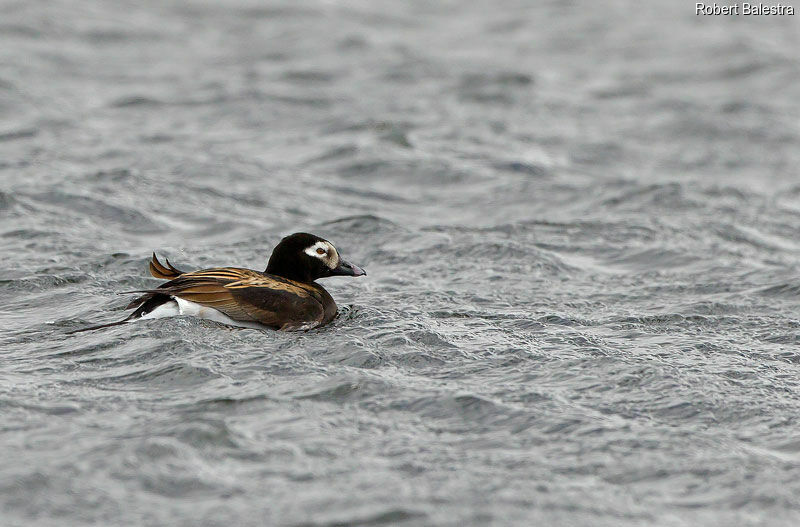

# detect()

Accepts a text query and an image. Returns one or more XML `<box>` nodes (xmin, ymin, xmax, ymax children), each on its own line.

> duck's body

<box><xmin>72</xmin><ymin>233</ymin><xmax>365</xmax><ymax>332</ymax></box>
<box><xmin>129</xmin><ymin>262</ymin><xmax>340</xmax><ymax>330</ymax></box>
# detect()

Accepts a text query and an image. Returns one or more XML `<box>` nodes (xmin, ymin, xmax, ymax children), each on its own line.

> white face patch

<box><xmin>304</xmin><ymin>241</ymin><xmax>339</xmax><ymax>269</ymax></box>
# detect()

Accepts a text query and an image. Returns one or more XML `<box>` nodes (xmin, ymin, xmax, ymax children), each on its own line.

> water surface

<box><xmin>2</xmin><ymin>1</ymin><xmax>800</xmax><ymax>525</ymax></box>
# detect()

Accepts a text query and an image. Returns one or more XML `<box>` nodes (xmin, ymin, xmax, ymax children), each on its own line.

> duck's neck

<box><xmin>265</xmin><ymin>261</ymin><xmax>312</xmax><ymax>283</ymax></box>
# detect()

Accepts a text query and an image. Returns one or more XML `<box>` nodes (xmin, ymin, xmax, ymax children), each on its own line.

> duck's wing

<box><xmin>133</xmin><ymin>268</ymin><xmax>325</xmax><ymax>329</ymax></box>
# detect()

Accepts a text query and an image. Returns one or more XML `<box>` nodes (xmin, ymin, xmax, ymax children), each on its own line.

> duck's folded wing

<box><xmin>152</xmin><ymin>269</ymin><xmax>325</xmax><ymax>329</ymax></box>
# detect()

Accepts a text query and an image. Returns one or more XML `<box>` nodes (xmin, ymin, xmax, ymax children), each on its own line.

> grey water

<box><xmin>2</xmin><ymin>1</ymin><xmax>800</xmax><ymax>525</ymax></box>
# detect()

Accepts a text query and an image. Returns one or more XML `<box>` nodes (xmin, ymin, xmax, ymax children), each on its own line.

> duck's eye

<box><xmin>316</xmin><ymin>248</ymin><xmax>326</xmax><ymax>256</ymax></box>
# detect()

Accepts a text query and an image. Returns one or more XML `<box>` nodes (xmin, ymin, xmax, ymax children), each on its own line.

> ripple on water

<box><xmin>2</xmin><ymin>1</ymin><xmax>800</xmax><ymax>525</ymax></box>
<box><xmin>604</xmin><ymin>247</ymin><xmax>701</xmax><ymax>271</ymax></box>
<box><xmin>27</xmin><ymin>191</ymin><xmax>166</xmax><ymax>233</ymax></box>
<box><xmin>0</xmin><ymin>190</ymin><xmax>17</xmax><ymax>212</ymax></box>
<box><xmin>758</xmin><ymin>281</ymin><xmax>800</xmax><ymax>298</ymax></box>
<box><xmin>290</xmin><ymin>375</ymin><xmax>393</xmax><ymax>403</ymax></box>
<box><xmin>320</xmin><ymin>214</ymin><xmax>405</xmax><ymax>236</ymax></box>
<box><xmin>92</xmin><ymin>362</ymin><xmax>224</xmax><ymax>391</ymax></box>
<box><xmin>115</xmin><ymin>436</ymin><xmax>241</xmax><ymax>499</ymax></box>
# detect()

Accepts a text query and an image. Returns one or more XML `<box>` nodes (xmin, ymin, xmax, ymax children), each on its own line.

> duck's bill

<box><xmin>331</xmin><ymin>259</ymin><xmax>367</xmax><ymax>277</ymax></box>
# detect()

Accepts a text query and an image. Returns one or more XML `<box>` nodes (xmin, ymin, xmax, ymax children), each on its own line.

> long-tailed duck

<box><xmin>71</xmin><ymin>233</ymin><xmax>366</xmax><ymax>332</ymax></box>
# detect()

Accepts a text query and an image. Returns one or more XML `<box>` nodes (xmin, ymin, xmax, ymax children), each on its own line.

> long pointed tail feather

<box><xmin>68</xmin><ymin>253</ymin><xmax>185</xmax><ymax>334</ymax></box>
<box><xmin>65</xmin><ymin>317</ymin><xmax>134</xmax><ymax>334</ymax></box>
<box><xmin>149</xmin><ymin>253</ymin><xmax>185</xmax><ymax>279</ymax></box>
<box><xmin>68</xmin><ymin>292</ymin><xmax>174</xmax><ymax>334</ymax></box>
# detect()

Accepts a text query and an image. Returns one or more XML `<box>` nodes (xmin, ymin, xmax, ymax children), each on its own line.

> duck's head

<box><xmin>265</xmin><ymin>232</ymin><xmax>367</xmax><ymax>283</ymax></box>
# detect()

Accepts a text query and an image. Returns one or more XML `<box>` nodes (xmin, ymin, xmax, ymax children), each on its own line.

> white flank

<box><xmin>140</xmin><ymin>300</ymin><xmax>180</xmax><ymax>319</ymax></box>
<box><xmin>140</xmin><ymin>297</ymin><xmax>265</xmax><ymax>329</ymax></box>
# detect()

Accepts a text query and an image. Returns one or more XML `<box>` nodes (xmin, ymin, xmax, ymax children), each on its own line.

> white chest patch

<box><xmin>140</xmin><ymin>297</ymin><xmax>266</xmax><ymax>330</ymax></box>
